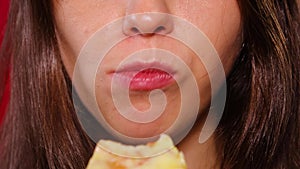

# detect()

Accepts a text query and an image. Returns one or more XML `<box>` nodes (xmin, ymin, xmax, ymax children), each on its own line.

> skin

<box><xmin>54</xmin><ymin>0</ymin><xmax>242</xmax><ymax>168</ymax></box>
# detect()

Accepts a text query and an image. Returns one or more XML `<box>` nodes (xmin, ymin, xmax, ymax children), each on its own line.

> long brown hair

<box><xmin>219</xmin><ymin>0</ymin><xmax>300</xmax><ymax>168</ymax></box>
<box><xmin>0</xmin><ymin>0</ymin><xmax>94</xmax><ymax>168</ymax></box>
<box><xmin>0</xmin><ymin>0</ymin><xmax>299</xmax><ymax>168</ymax></box>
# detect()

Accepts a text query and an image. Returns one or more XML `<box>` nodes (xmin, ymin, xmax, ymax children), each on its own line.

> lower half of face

<box><xmin>94</xmin><ymin>37</ymin><xmax>214</xmax><ymax>138</ymax></box>
<box><xmin>54</xmin><ymin>0</ymin><xmax>242</xmax><ymax>139</ymax></box>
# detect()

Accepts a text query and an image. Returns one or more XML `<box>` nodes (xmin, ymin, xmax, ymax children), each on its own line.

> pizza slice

<box><xmin>86</xmin><ymin>134</ymin><xmax>187</xmax><ymax>169</ymax></box>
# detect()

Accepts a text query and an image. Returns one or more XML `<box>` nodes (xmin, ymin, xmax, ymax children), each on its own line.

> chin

<box><xmin>105</xmin><ymin>112</ymin><xmax>174</xmax><ymax>138</ymax></box>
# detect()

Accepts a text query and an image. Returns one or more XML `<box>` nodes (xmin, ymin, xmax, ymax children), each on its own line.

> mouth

<box><xmin>110</xmin><ymin>62</ymin><xmax>176</xmax><ymax>91</ymax></box>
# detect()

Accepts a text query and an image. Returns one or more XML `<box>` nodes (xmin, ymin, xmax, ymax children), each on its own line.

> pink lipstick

<box><xmin>129</xmin><ymin>68</ymin><xmax>174</xmax><ymax>90</ymax></box>
<box><xmin>112</xmin><ymin>62</ymin><xmax>176</xmax><ymax>91</ymax></box>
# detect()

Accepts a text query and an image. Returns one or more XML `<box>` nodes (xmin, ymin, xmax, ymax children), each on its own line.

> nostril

<box><xmin>123</xmin><ymin>13</ymin><xmax>174</xmax><ymax>36</ymax></box>
<box><xmin>154</xmin><ymin>26</ymin><xmax>166</xmax><ymax>33</ymax></box>
<box><xmin>131</xmin><ymin>27</ymin><xmax>140</xmax><ymax>34</ymax></box>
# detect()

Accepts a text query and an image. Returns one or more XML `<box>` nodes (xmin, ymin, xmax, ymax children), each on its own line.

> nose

<box><xmin>123</xmin><ymin>0</ymin><xmax>174</xmax><ymax>36</ymax></box>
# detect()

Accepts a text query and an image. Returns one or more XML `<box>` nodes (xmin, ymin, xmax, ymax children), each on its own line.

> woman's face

<box><xmin>54</xmin><ymin>0</ymin><xmax>242</xmax><ymax>139</ymax></box>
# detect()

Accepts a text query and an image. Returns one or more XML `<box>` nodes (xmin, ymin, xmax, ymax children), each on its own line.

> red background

<box><xmin>0</xmin><ymin>0</ymin><xmax>10</xmax><ymax>125</ymax></box>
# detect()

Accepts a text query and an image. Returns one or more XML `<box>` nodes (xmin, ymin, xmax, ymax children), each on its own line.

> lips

<box><xmin>111</xmin><ymin>62</ymin><xmax>176</xmax><ymax>91</ymax></box>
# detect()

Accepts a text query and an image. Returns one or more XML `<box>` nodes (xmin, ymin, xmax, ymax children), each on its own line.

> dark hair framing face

<box><xmin>0</xmin><ymin>0</ymin><xmax>299</xmax><ymax>169</ymax></box>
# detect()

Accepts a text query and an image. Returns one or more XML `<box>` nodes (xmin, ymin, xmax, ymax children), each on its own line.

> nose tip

<box><xmin>123</xmin><ymin>13</ymin><xmax>174</xmax><ymax>36</ymax></box>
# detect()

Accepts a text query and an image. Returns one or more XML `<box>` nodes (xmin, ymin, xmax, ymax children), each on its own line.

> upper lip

<box><xmin>113</xmin><ymin>61</ymin><xmax>176</xmax><ymax>75</ymax></box>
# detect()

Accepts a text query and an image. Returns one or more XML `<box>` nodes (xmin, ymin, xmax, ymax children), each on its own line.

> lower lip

<box><xmin>113</xmin><ymin>68</ymin><xmax>175</xmax><ymax>91</ymax></box>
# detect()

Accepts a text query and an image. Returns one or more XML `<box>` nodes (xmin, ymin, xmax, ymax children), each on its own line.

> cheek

<box><xmin>203</xmin><ymin>1</ymin><xmax>242</xmax><ymax>73</ymax></box>
<box><xmin>53</xmin><ymin>0</ymin><xmax>126</xmax><ymax>76</ymax></box>
<box><xmin>177</xmin><ymin>0</ymin><xmax>242</xmax><ymax>74</ymax></box>
<box><xmin>184</xmin><ymin>0</ymin><xmax>242</xmax><ymax>111</ymax></box>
